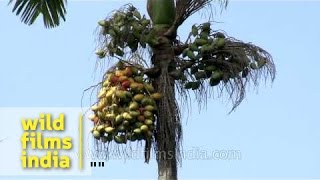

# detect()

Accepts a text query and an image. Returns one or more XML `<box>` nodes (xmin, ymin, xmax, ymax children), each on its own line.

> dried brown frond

<box><xmin>153</xmin><ymin>68</ymin><xmax>183</xmax><ymax>167</ymax></box>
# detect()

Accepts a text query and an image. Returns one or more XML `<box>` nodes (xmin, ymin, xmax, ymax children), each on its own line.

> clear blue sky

<box><xmin>1</xmin><ymin>1</ymin><xmax>320</xmax><ymax>179</ymax></box>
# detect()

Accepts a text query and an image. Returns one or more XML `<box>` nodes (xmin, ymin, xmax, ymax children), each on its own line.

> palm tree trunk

<box><xmin>153</xmin><ymin>56</ymin><xmax>178</xmax><ymax>180</ymax></box>
<box><xmin>152</xmin><ymin>37</ymin><xmax>179</xmax><ymax>180</ymax></box>
<box><xmin>147</xmin><ymin>1</ymin><xmax>179</xmax><ymax>179</ymax></box>
<box><xmin>157</xmin><ymin>148</ymin><xmax>178</xmax><ymax>180</ymax></box>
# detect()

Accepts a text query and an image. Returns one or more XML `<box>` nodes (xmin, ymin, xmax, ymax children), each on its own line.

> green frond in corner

<box><xmin>9</xmin><ymin>0</ymin><xmax>67</xmax><ymax>28</ymax></box>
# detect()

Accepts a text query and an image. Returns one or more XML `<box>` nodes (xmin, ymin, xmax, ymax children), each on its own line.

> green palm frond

<box><xmin>9</xmin><ymin>0</ymin><xmax>67</xmax><ymax>28</ymax></box>
<box><xmin>164</xmin><ymin>0</ymin><xmax>228</xmax><ymax>37</ymax></box>
<box><xmin>175</xmin><ymin>0</ymin><xmax>228</xmax><ymax>26</ymax></box>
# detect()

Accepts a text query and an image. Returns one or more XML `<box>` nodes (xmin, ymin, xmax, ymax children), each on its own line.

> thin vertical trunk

<box><xmin>152</xmin><ymin>36</ymin><xmax>179</xmax><ymax>180</ymax></box>
<box><xmin>158</xmin><ymin>159</ymin><xmax>177</xmax><ymax>180</ymax></box>
<box><xmin>147</xmin><ymin>1</ymin><xmax>179</xmax><ymax>179</ymax></box>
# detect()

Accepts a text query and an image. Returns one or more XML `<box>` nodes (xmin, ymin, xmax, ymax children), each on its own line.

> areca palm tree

<box><xmin>9</xmin><ymin>1</ymin><xmax>276</xmax><ymax>180</ymax></box>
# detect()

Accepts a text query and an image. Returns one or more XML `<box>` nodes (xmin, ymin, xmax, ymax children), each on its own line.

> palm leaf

<box><xmin>175</xmin><ymin>0</ymin><xmax>228</xmax><ymax>26</ymax></box>
<box><xmin>164</xmin><ymin>0</ymin><xmax>228</xmax><ymax>36</ymax></box>
<box><xmin>9</xmin><ymin>0</ymin><xmax>67</xmax><ymax>28</ymax></box>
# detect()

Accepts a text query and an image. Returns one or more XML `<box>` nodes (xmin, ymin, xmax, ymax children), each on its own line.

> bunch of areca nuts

<box><xmin>95</xmin><ymin>6</ymin><xmax>152</xmax><ymax>58</ymax></box>
<box><xmin>182</xmin><ymin>22</ymin><xmax>267</xmax><ymax>90</ymax></box>
<box><xmin>89</xmin><ymin>62</ymin><xmax>162</xmax><ymax>144</ymax></box>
